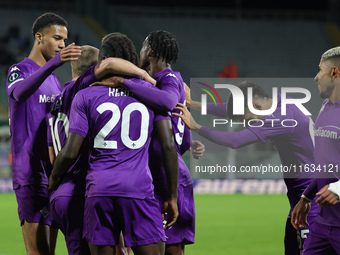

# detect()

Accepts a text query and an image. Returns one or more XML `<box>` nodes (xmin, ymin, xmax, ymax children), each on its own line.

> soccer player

<box><xmin>49</xmin><ymin>33</ymin><xmax>179</xmax><ymax>255</ymax></box>
<box><xmin>174</xmin><ymin>81</ymin><xmax>318</xmax><ymax>255</ymax></box>
<box><xmin>47</xmin><ymin>44</ymin><xmax>155</xmax><ymax>255</ymax></box>
<box><xmin>140</xmin><ymin>30</ymin><xmax>196</xmax><ymax>255</ymax></box>
<box><xmin>95</xmin><ymin>31</ymin><xmax>204</xmax><ymax>255</ymax></box>
<box><xmin>291</xmin><ymin>46</ymin><xmax>340</xmax><ymax>254</ymax></box>
<box><xmin>6</xmin><ymin>12</ymin><xmax>81</xmax><ymax>255</ymax></box>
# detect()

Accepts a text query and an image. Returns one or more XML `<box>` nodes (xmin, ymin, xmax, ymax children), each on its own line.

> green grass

<box><xmin>0</xmin><ymin>193</ymin><xmax>288</xmax><ymax>255</ymax></box>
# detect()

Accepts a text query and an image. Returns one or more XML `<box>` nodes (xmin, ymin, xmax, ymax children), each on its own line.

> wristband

<box><xmin>301</xmin><ymin>194</ymin><xmax>312</xmax><ymax>202</ymax></box>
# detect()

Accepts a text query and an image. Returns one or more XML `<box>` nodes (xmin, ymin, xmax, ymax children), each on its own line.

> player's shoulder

<box><xmin>8</xmin><ymin>58</ymin><xmax>36</xmax><ymax>75</ymax></box>
<box><xmin>155</xmin><ymin>69</ymin><xmax>181</xmax><ymax>81</ymax></box>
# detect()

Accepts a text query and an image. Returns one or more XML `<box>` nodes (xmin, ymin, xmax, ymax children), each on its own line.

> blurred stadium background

<box><xmin>0</xmin><ymin>0</ymin><xmax>337</xmax><ymax>189</ymax></box>
<box><xmin>0</xmin><ymin>1</ymin><xmax>338</xmax><ymax>253</ymax></box>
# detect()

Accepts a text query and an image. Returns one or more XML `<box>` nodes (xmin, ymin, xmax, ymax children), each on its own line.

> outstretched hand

<box><xmin>316</xmin><ymin>184</ymin><xmax>340</xmax><ymax>206</ymax></box>
<box><xmin>190</xmin><ymin>140</ymin><xmax>205</xmax><ymax>159</ymax></box>
<box><xmin>59</xmin><ymin>43</ymin><xmax>82</xmax><ymax>63</ymax></box>
<box><xmin>173</xmin><ymin>103</ymin><xmax>202</xmax><ymax>132</ymax></box>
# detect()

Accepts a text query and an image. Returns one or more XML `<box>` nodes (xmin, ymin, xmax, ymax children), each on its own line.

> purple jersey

<box><xmin>47</xmin><ymin>65</ymin><xmax>97</xmax><ymax>201</ymax></box>
<box><xmin>7</xmin><ymin>58</ymin><xmax>62</xmax><ymax>189</ymax></box>
<box><xmin>247</xmin><ymin>95</ymin><xmax>317</xmax><ymax>217</ymax></box>
<box><xmin>69</xmin><ymin>79</ymin><xmax>164</xmax><ymax>199</ymax></box>
<box><xmin>149</xmin><ymin>69</ymin><xmax>193</xmax><ymax>188</ymax></box>
<box><xmin>312</xmin><ymin>99</ymin><xmax>340</xmax><ymax>227</ymax></box>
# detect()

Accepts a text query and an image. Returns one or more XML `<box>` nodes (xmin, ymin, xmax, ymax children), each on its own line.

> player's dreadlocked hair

<box><xmin>145</xmin><ymin>30</ymin><xmax>179</xmax><ymax>65</ymax></box>
<box><xmin>99</xmin><ymin>33</ymin><xmax>139</xmax><ymax>67</ymax></box>
<box><xmin>32</xmin><ymin>12</ymin><xmax>67</xmax><ymax>38</ymax></box>
<box><xmin>226</xmin><ymin>81</ymin><xmax>269</xmax><ymax>120</ymax></box>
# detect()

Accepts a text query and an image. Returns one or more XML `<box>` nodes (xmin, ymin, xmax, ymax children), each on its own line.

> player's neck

<box><xmin>150</xmin><ymin>62</ymin><xmax>171</xmax><ymax>77</ymax></box>
<box><xmin>28</xmin><ymin>45</ymin><xmax>48</xmax><ymax>67</ymax></box>
<box><xmin>329</xmin><ymin>83</ymin><xmax>340</xmax><ymax>104</ymax></box>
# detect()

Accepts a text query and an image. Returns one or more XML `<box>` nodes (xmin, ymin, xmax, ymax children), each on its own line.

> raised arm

<box><xmin>122</xmin><ymin>79</ymin><xmax>179</xmax><ymax>111</ymax></box>
<box><xmin>184</xmin><ymin>82</ymin><xmax>227</xmax><ymax>117</ymax></box>
<box><xmin>154</xmin><ymin>118</ymin><xmax>179</xmax><ymax>229</ymax></box>
<box><xmin>173</xmin><ymin>103</ymin><xmax>259</xmax><ymax>149</ymax></box>
<box><xmin>90</xmin><ymin>77</ymin><xmax>179</xmax><ymax>111</ymax></box>
<box><xmin>10</xmin><ymin>43</ymin><xmax>81</xmax><ymax>102</ymax></box>
<box><xmin>94</xmin><ymin>57</ymin><xmax>156</xmax><ymax>85</ymax></box>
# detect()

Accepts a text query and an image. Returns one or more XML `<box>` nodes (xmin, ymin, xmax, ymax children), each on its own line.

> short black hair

<box><xmin>99</xmin><ymin>32</ymin><xmax>139</xmax><ymax>67</ymax></box>
<box><xmin>145</xmin><ymin>30</ymin><xmax>179</xmax><ymax>65</ymax></box>
<box><xmin>32</xmin><ymin>12</ymin><xmax>67</xmax><ymax>38</ymax></box>
<box><xmin>226</xmin><ymin>81</ymin><xmax>269</xmax><ymax>119</ymax></box>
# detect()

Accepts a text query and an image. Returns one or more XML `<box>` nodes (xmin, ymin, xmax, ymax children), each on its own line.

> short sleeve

<box><xmin>46</xmin><ymin>113</ymin><xmax>53</xmax><ymax>147</ymax></box>
<box><xmin>69</xmin><ymin>91</ymin><xmax>89</xmax><ymax>138</ymax></box>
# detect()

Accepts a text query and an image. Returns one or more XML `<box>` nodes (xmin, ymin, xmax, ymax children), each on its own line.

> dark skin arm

<box><xmin>48</xmin><ymin>133</ymin><xmax>84</xmax><ymax>191</ymax></box>
<box><xmin>154</xmin><ymin>119</ymin><xmax>179</xmax><ymax>229</ymax></box>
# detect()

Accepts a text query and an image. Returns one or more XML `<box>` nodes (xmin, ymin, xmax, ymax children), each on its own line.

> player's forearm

<box><xmin>12</xmin><ymin>52</ymin><xmax>63</xmax><ymax>102</ymax></box>
<box><xmin>162</xmin><ymin>142</ymin><xmax>179</xmax><ymax>199</ymax></box>
<box><xmin>95</xmin><ymin>58</ymin><xmax>150</xmax><ymax>81</ymax></box>
<box><xmin>122</xmin><ymin>79</ymin><xmax>178</xmax><ymax>111</ymax></box>
<box><xmin>189</xmin><ymin>101</ymin><xmax>227</xmax><ymax>117</ymax></box>
<box><xmin>155</xmin><ymin>119</ymin><xmax>179</xmax><ymax>199</ymax></box>
<box><xmin>51</xmin><ymin>146</ymin><xmax>77</xmax><ymax>180</ymax></box>
<box><xmin>198</xmin><ymin>127</ymin><xmax>259</xmax><ymax>149</ymax></box>
<box><xmin>207</xmin><ymin>103</ymin><xmax>227</xmax><ymax>117</ymax></box>
<box><xmin>302</xmin><ymin>178</ymin><xmax>318</xmax><ymax>201</ymax></box>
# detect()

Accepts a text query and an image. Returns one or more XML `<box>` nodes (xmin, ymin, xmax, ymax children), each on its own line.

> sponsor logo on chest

<box><xmin>39</xmin><ymin>94</ymin><xmax>58</xmax><ymax>103</ymax></box>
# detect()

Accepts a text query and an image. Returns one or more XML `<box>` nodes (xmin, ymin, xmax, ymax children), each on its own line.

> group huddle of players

<box><xmin>6</xmin><ymin>11</ymin><xmax>340</xmax><ymax>255</ymax></box>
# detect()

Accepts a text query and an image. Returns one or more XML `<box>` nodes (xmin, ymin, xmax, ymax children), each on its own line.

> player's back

<box><xmin>70</xmin><ymin>80</ymin><xmax>156</xmax><ymax>199</ymax></box>
<box><xmin>47</xmin><ymin>80</ymin><xmax>90</xmax><ymax>200</ymax></box>
<box><xmin>150</xmin><ymin>69</ymin><xmax>192</xmax><ymax>188</ymax></box>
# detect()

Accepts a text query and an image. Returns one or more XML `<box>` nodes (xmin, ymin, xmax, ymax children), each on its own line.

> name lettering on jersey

<box><xmin>108</xmin><ymin>88</ymin><xmax>130</xmax><ymax>97</ymax></box>
<box><xmin>315</xmin><ymin>126</ymin><xmax>340</xmax><ymax>140</ymax></box>
<box><xmin>39</xmin><ymin>94</ymin><xmax>58</xmax><ymax>104</ymax></box>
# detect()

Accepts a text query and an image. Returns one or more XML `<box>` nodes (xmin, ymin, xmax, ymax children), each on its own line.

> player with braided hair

<box><xmin>144</xmin><ymin>30</ymin><xmax>179</xmax><ymax>67</ymax></box>
<box><xmin>95</xmin><ymin>30</ymin><xmax>203</xmax><ymax>254</ymax></box>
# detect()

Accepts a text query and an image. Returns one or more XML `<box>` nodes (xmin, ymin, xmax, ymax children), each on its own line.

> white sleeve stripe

<box><xmin>7</xmin><ymin>78</ymin><xmax>24</xmax><ymax>89</ymax></box>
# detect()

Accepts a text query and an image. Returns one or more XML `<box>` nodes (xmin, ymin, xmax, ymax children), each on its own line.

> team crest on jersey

<box><xmin>8</xmin><ymin>72</ymin><xmax>20</xmax><ymax>82</ymax></box>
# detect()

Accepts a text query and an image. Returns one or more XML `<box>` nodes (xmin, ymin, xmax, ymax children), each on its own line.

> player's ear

<box><xmin>35</xmin><ymin>32</ymin><xmax>43</xmax><ymax>44</ymax></box>
<box><xmin>147</xmin><ymin>48</ymin><xmax>155</xmax><ymax>58</ymax></box>
<box><xmin>331</xmin><ymin>66</ymin><xmax>340</xmax><ymax>79</ymax></box>
<box><xmin>253</xmin><ymin>102</ymin><xmax>262</xmax><ymax>110</ymax></box>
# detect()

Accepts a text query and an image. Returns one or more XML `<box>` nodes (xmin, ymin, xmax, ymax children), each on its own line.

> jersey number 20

<box><xmin>94</xmin><ymin>102</ymin><xmax>150</xmax><ymax>150</ymax></box>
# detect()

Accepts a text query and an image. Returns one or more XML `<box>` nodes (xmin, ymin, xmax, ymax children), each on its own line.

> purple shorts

<box><xmin>303</xmin><ymin>222</ymin><xmax>340</xmax><ymax>255</ymax></box>
<box><xmin>50</xmin><ymin>195</ymin><xmax>90</xmax><ymax>255</ymax></box>
<box><xmin>83</xmin><ymin>196</ymin><xmax>166</xmax><ymax>247</ymax></box>
<box><xmin>284</xmin><ymin>215</ymin><xmax>315</xmax><ymax>255</ymax></box>
<box><xmin>14</xmin><ymin>184</ymin><xmax>51</xmax><ymax>226</ymax></box>
<box><xmin>155</xmin><ymin>184</ymin><xmax>195</xmax><ymax>245</ymax></box>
